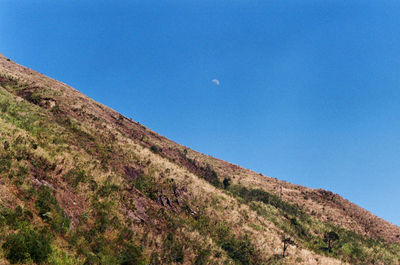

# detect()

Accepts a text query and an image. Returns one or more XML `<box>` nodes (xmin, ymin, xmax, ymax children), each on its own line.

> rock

<box><xmin>124</xmin><ymin>166</ymin><xmax>140</xmax><ymax>179</ymax></box>
<box><xmin>125</xmin><ymin>197</ymin><xmax>153</xmax><ymax>225</ymax></box>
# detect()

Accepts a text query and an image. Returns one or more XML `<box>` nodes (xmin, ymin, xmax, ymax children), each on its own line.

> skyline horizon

<box><xmin>1</xmin><ymin>0</ymin><xmax>400</xmax><ymax>227</ymax></box>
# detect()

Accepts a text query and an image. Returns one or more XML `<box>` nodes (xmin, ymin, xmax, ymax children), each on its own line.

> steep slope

<box><xmin>0</xmin><ymin>53</ymin><xmax>399</xmax><ymax>265</ymax></box>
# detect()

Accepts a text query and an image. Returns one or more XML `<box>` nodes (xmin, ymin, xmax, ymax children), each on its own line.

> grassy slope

<box><xmin>0</xmin><ymin>54</ymin><xmax>399</xmax><ymax>264</ymax></box>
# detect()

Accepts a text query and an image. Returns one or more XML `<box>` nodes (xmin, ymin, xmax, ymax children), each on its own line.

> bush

<box><xmin>195</xmin><ymin>248</ymin><xmax>211</xmax><ymax>265</ymax></box>
<box><xmin>119</xmin><ymin>243</ymin><xmax>147</xmax><ymax>265</ymax></box>
<box><xmin>36</xmin><ymin>186</ymin><xmax>58</xmax><ymax>218</ymax></box>
<box><xmin>64</xmin><ymin>169</ymin><xmax>91</xmax><ymax>188</ymax></box>
<box><xmin>3</xmin><ymin>140</ymin><xmax>9</xmax><ymax>150</ymax></box>
<box><xmin>3</xmin><ymin>227</ymin><xmax>52</xmax><ymax>264</ymax></box>
<box><xmin>132</xmin><ymin>174</ymin><xmax>157</xmax><ymax>201</ymax></box>
<box><xmin>150</xmin><ymin>145</ymin><xmax>159</xmax><ymax>153</ymax></box>
<box><xmin>0</xmin><ymin>205</ymin><xmax>30</xmax><ymax>229</ymax></box>
<box><xmin>223</xmin><ymin>178</ymin><xmax>231</xmax><ymax>189</ymax></box>
<box><xmin>0</xmin><ymin>100</ymin><xmax>10</xmax><ymax>113</ymax></box>
<box><xmin>96</xmin><ymin>178</ymin><xmax>120</xmax><ymax>198</ymax></box>
<box><xmin>201</xmin><ymin>164</ymin><xmax>221</xmax><ymax>188</ymax></box>
<box><xmin>0</xmin><ymin>157</ymin><xmax>11</xmax><ymax>173</ymax></box>
<box><xmin>212</xmin><ymin>223</ymin><xmax>259</xmax><ymax>265</ymax></box>
<box><xmin>36</xmin><ymin>186</ymin><xmax>70</xmax><ymax>233</ymax></box>
<box><xmin>164</xmin><ymin>233</ymin><xmax>184</xmax><ymax>263</ymax></box>
<box><xmin>92</xmin><ymin>201</ymin><xmax>114</xmax><ymax>233</ymax></box>
<box><xmin>26</xmin><ymin>91</ymin><xmax>43</xmax><ymax>105</ymax></box>
<box><xmin>220</xmin><ymin>235</ymin><xmax>256</xmax><ymax>265</ymax></box>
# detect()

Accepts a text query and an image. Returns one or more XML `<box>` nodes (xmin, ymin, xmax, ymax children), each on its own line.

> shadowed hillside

<box><xmin>0</xmin><ymin>54</ymin><xmax>399</xmax><ymax>264</ymax></box>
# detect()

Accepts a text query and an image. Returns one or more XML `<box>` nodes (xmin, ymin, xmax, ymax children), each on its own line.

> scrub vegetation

<box><xmin>0</xmin><ymin>54</ymin><xmax>399</xmax><ymax>264</ymax></box>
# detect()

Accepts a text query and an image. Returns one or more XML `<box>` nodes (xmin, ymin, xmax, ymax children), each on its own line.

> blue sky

<box><xmin>1</xmin><ymin>0</ymin><xmax>400</xmax><ymax>225</ymax></box>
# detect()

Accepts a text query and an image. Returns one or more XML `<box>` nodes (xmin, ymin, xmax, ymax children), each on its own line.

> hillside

<box><xmin>0</xmin><ymin>53</ymin><xmax>399</xmax><ymax>264</ymax></box>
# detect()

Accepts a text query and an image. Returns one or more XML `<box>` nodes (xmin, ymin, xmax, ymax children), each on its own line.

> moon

<box><xmin>212</xmin><ymin>79</ymin><xmax>220</xmax><ymax>85</ymax></box>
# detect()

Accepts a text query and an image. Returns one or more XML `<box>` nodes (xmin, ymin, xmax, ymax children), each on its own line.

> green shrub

<box><xmin>3</xmin><ymin>140</ymin><xmax>9</xmax><ymax>150</ymax></box>
<box><xmin>36</xmin><ymin>186</ymin><xmax>58</xmax><ymax>218</ymax></box>
<box><xmin>191</xmin><ymin>219</ymin><xmax>260</xmax><ymax>265</ymax></box>
<box><xmin>132</xmin><ymin>174</ymin><xmax>157</xmax><ymax>201</ymax></box>
<box><xmin>84</xmin><ymin>252</ymin><xmax>100</xmax><ymax>265</ymax></box>
<box><xmin>3</xmin><ymin>227</ymin><xmax>52</xmax><ymax>264</ymax></box>
<box><xmin>64</xmin><ymin>169</ymin><xmax>90</xmax><ymax>188</ymax></box>
<box><xmin>31</xmin><ymin>155</ymin><xmax>56</xmax><ymax>174</ymax></box>
<box><xmin>0</xmin><ymin>157</ymin><xmax>11</xmax><ymax>173</ymax></box>
<box><xmin>91</xmin><ymin>201</ymin><xmax>113</xmax><ymax>233</ymax></box>
<box><xmin>150</xmin><ymin>252</ymin><xmax>161</xmax><ymax>265</ymax></box>
<box><xmin>214</xmin><ymin>225</ymin><xmax>258</xmax><ymax>265</ymax></box>
<box><xmin>0</xmin><ymin>205</ymin><xmax>29</xmax><ymax>229</ymax></box>
<box><xmin>220</xmin><ymin>235</ymin><xmax>257</xmax><ymax>264</ymax></box>
<box><xmin>119</xmin><ymin>243</ymin><xmax>147</xmax><ymax>265</ymax></box>
<box><xmin>26</xmin><ymin>91</ymin><xmax>43</xmax><ymax>105</ymax></box>
<box><xmin>14</xmin><ymin>165</ymin><xmax>28</xmax><ymax>186</ymax></box>
<box><xmin>223</xmin><ymin>178</ymin><xmax>231</xmax><ymax>189</ymax></box>
<box><xmin>96</xmin><ymin>178</ymin><xmax>120</xmax><ymax>198</ymax></box>
<box><xmin>195</xmin><ymin>248</ymin><xmax>211</xmax><ymax>265</ymax></box>
<box><xmin>171</xmin><ymin>244</ymin><xmax>184</xmax><ymax>263</ymax></box>
<box><xmin>0</xmin><ymin>101</ymin><xmax>10</xmax><ymax>112</ymax></box>
<box><xmin>201</xmin><ymin>164</ymin><xmax>221</xmax><ymax>188</ymax></box>
<box><xmin>164</xmin><ymin>232</ymin><xmax>184</xmax><ymax>263</ymax></box>
<box><xmin>36</xmin><ymin>186</ymin><xmax>70</xmax><ymax>233</ymax></box>
<box><xmin>23</xmin><ymin>186</ymin><xmax>37</xmax><ymax>201</ymax></box>
<box><xmin>150</xmin><ymin>145</ymin><xmax>159</xmax><ymax>153</ymax></box>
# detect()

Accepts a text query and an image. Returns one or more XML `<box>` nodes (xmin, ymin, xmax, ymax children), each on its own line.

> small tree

<box><xmin>282</xmin><ymin>237</ymin><xmax>295</xmax><ymax>258</ymax></box>
<box><xmin>150</xmin><ymin>145</ymin><xmax>159</xmax><ymax>153</ymax></box>
<box><xmin>223</xmin><ymin>178</ymin><xmax>231</xmax><ymax>189</ymax></box>
<box><xmin>324</xmin><ymin>231</ymin><xmax>339</xmax><ymax>252</ymax></box>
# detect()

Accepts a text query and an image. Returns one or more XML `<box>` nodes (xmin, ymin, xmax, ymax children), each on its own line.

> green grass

<box><xmin>187</xmin><ymin>213</ymin><xmax>262</xmax><ymax>265</ymax></box>
<box><xmin>227</xmin><ymin>184</ymin><xmax>400</xmax><ymax>264</ymax></box>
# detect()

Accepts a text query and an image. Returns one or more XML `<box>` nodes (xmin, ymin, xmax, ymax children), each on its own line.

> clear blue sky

<box><xmin>1</xmin><ymin>1</ymin><xmax>400</xmax><ymax>225</ymax></box>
